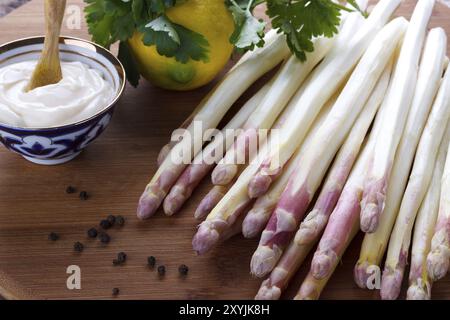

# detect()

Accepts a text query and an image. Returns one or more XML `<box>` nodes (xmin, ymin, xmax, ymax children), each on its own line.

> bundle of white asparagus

<box><xmin>137</xmin><ymin>0</ymin><xmax>450</xmax><ymax>299</ymax></box>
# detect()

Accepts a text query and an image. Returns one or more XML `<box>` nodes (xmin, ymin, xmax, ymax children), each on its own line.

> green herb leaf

<box><xmin>144</xmin><ymin>15</ymin><xmax>180</xmax><ymax>44</ymax></box>
<box><xmin>267</xmin><ymin>0</ymin><xmax>342</xmax><ymax>61</ymax></box>
<box><xmin>140</xmin><ymin>15</ymin><xmax>209</xmax><ymax>63</ymax></box>
<box><xmin>172</xmin><ymin>24</ymin><xmax>210</xmax><ymax>63</ymax></box>
<box><xmin>118</xmin><ymin>41</ymin><xmax>141</xmax><ymax>87</ymax></box>
<box><xmin>347</xmin><ymin>0</ymin><xmax>369</xmax><ymax>17</ymax></box>
<box><xmin>228</xmin><ymin>0</ymin><xmax>266</xmax><ymax>51</ymax></box>
<box><xmin>84</xmin><ymin>0</ymin><xmax>134</xmax><ymax>48</ymax></box>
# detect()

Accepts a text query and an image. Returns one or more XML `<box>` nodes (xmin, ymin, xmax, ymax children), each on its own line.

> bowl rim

<box><xmin>0</xmin><ymin>35</ymin><xmax>126</xmax><ymax>131</ymax></box>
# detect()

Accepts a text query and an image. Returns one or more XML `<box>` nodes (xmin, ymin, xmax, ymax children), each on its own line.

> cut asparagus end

<box><xmin>248</xmin><ymin>174</ymin><xmax>273</xmax><ymax>199</ymax></box>
<box><xmin>242</xmin><ymin>207</ymin><xmax>271</xmax><ymax>239</ymax></box>
<box><xmin>250</xmin><ymin>245</ymin><xmax>282</xmax><ymax>278</ymax></box>
<box><xmin>255</xmin><ymin>278</ymin><xmax>282</xmax><ymax>300</ymax></box>
<box><xmin>407</xmin><ymin>279</ymin><xmax>431</xmax><ymax>300</ymax></box>
<box><xmin>380</xmin><ymin>267</ymin><xmax>403</xmax><ymax>300</ymax></box>
<box><xmin>311</xmin><ymin>250</ymin><xmax>337</xmax><ymax>280</ymax></box>
<box><xmin>211</xmin><ymin>164</ymin><xmax>238</xmax><ymax>186</ymax></box>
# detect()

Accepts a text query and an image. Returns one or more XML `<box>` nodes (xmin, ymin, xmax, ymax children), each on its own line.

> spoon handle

<box><xmin>42</xmin><ymin>0</ymin><xmax>66</xmax><ymax>60</ymax></box>
<box><xmin>26</xmin><ymin>0</ymin><xmax>66</xmax><ymax>91</ymax></box>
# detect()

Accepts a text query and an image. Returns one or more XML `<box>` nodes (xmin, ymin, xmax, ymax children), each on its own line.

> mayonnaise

<box><xmin>0</xmin><ymin>60</ymin><xmax>115</xmax><ymax>128</ymax></box>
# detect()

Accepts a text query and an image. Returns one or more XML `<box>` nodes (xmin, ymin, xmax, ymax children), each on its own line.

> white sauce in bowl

<box><xmin>0</xmin><ymin>60</ymin><xmax>115</xmax><ymax>128</ymax></box>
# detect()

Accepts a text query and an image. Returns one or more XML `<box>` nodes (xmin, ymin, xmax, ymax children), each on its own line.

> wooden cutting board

<box><xmin>0</xmin><ymin>0</ymin><xmax>449</xmax><ymax>300</ymax></box>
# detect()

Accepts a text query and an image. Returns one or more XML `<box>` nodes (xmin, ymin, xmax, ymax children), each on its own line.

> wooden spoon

<box><xmin>26</xmin><ymin>0</ymin><xmax>66</xmax><ymax>92</ymax></box>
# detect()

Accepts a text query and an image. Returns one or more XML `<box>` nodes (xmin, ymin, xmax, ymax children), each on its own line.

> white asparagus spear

<box><xmin>211</xmin><ymin>36</ymin><xmax>335</xmax><ymax>186</ymax></box>
<box><xmin>242</xmin><ymin>92</ymin><xmax>338</xmax><ymax>239</ymax></box>
<box><xmin>241</xmin><ymin>12</ymin><xmax>368</xmax><ymax>237</ymax></box>
<box><xmin>250</xmin><ymin>17</ymin><xmax>407</xmax><ymax>279</ymax></box>
<box><xmin>211</xmin><ymin>7</ymin><xmax>367</xmax><ymax>187</ymax></box>
<box><xmin>137</xmin><ymin>31</ymin><xmax>290</xmax><ymax>219</ymax></box>
<box><xmin>246</xmin><ymin>0</ymin><xmax>401</xmax><ymax>199</ymax></box>
<box><xmin>354</xmin><ymin>28</ymin><xmax>447</xmax><ymax>289</ymax></box>
<box><xmin>380</xmin><ymin>60</ymin><xmax>450</xmax><ymax>300</ymax></box>
<box><xmin>254</xmin><ymin>61</ymin><xmax>393</xmax><ymax>300</ymax></box>
<box><xmin>427</xmin><ymin>108</ymin><xmax>450</xmax><ymax>281</ymax></box>
<box><xmin>360</xmin><ymin>0</ymin><xmax>435</xmax><ymax>233</ymax></box>
<box><xmin>407</xmin><ymin>124</ymin><xmax>450</xmax><ymax>300</ymax></box>
<box><xmin>195</xmin><ymin>185</ymin><xmax>230</xmax><ymax>221</ymax></box>
<box><xmin>191</xmin><ymin>0</ymin><xmax>399</xmax><ymax>255</ymax></box>
<box><xmin>295</xmin><ymin>121</ymin><xmax>379</xmax><ymax>300</ymax></box>
<box><xmin>294</xmin><ymin>221</ymin><xmax>360</xmax><ymax>300</ymax></box>
<box><xmin>162</xmin><ymin>81</ymin><xmax>272</xmax><ymax>215</ymax></box>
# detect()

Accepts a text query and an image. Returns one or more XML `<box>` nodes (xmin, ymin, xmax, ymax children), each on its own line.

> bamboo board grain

<box><xmin>0</xmin><ymin>0</ymin><xmax>449</xmax><ymax>300</ymax></box>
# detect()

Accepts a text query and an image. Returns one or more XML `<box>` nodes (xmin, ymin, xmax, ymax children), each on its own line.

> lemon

<box><xmin>128</xmin><ymin>0</ymin><xmax>235</xmax><ymax>91</ymax></box>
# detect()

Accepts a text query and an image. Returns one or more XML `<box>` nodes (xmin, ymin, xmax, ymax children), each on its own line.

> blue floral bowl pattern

<box><xmin>0</xmin><ymin>36</ymin><xmax>125</xmax><ymax>165</ymax></box>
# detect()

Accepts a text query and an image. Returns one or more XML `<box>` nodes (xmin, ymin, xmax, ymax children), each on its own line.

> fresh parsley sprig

<box><xmin>84</xmin><ymin>0</ymin><xmax>209</xmax><ymax>86</ymax></box>
<box><xmin>84</xmin><ymin>0</ymin><xmax>365</xmax><ymax>86</ymax></box>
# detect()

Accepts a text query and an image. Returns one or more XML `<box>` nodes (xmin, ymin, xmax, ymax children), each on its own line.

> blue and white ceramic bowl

<box><xmin>0</xmin><ymin>36</ymin><xmax>125</xmax><ymax>165</ymax></box>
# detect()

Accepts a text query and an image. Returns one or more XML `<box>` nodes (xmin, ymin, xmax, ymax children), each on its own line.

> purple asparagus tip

<box><xmin>380</xmin><ymin>268</ymin><xmax>402</xmax><ymax>300</ymax></box>
<box><xmin>427</xmin><ymin>250</ymin><xmax>449</xmax><ymax>281</ymax></box>
<box><xmin>248</xmin><ymin>174</ymin><xmax>272</xmax><ymax>199</ymax></box>
<box><xmin>353</xmin><ymin>261</ymin><xmax>372</xmax><ymax>289</ymax></box>
<box><xmin>137</xmin><ymin>193</ymin><xmax>160</xmax><ymax>220</ymax></box>
<box><xmin>311</xmin><ymin>251</ymin><xmax>334</xmax><ymax>280</ymax></box>
<box><xmin>360</xmin><ymin>203</ymin><xmax>379</xmax><ymax>233</ymax></box>
<box><xmin>192</xmin><ymin>222</ymin><xmax>220</xmax><ymax>255</ymax></box>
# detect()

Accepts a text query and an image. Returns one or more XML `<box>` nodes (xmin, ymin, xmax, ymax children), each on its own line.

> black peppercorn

<box><xmin>147</xmin><ymin>256</ymin><xmax>156</xmax><ymax>268</ymax></box>
<box><xmin>157</xmin><ymin>265</ymin><xmax>166</xmax><ymax>277</ymax></box>
<box><xmin>112</xmin><ymin>259</ymin><xmax>120</xmax><ymax>266</ymax></box>
<box><xmin>117</xmin><ymin>252</ymin><xmax>127</xmax><ymax>263</ymax></box>
<box><xmin>112</xmin><ymin>288</ymin><xmax>120</xmax><ymax>296</ymax></box>
<box><xmin>99</xmin><ymin>232</ymin><xmax>110</xmax><ymax>244</ymax></box>
<box><xmin>100</xmin><ymin>219</ymin><xmax>112</xmax><ymax>230</ymax></box>
<box><xmin>116</xmin><ymin>215</ymin><xmax>125</xmax><ymax>226</ymax></box>
<box><xmin>107</xmin><ymin>215</ymin><xmax>116</xmax><ymax>225</ymax></box>
<box><xmin>178</xmin><ymin>264</ymin><xmax>189</xmax><ymax>276</ymax></box>
<box><xmin>79</xmin><ymin>191</ymin><xmax>89</xmax><ymax>200</ymax></box>
<box><xmin>87</xmin><ymin>228</ymin><xmax>98</xmax><ymax>238</ymax></box>
<box><xmin>65</xmin><ymin>186</ymin><xmax>76</xmax><ymax>194</ymax></box>
<box><xmin>73</xmin><ymin>241</ymin><xmax>84</xmax><ymax>252</ymax></box>
<box><xmin>48</xmin><ymin>232</ymin><xmax>59</xmax><ymax>241</ymax></box>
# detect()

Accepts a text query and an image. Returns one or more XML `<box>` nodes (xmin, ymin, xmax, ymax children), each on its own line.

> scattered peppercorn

<box><xmin>73</xmin><ymin>241</ymin><xmax>84</xmax><ymax>252</ymax></box>
<box><xmin>117</xmin><ymin>252</ymin><xmax>127</xmax><ymax>263</ymax></box>
<box><xmin>48</xmin><ymin>232</ymin><xmax>59</xmax><ymax>241</ymax></box>
<box><xmin>157</xmin><ymin>265</ymin><xmax>166</xmax><ymax>277</ymax></box>
<box><xmin>147</xmin><ymin>256</ymin><xmax>156</xmax><ymax>268</ymax></box>
<box><xmin>107</xmin><ymin>215</ymin><xmax>116</xmax><ymax>226</ymax></box>
<box><xmin>112</xmin><ymin>288</ymin><xmax>120</xmax><ymax>296</ymax></box>
<box><xmin>79</xmin><ymin>191</ymin><xmax>89</xmax><ymax>200</ymax></box>
<box><xmin>178</xmin><ymin>264</ymin><xmax>189</xmax><ymax>276</ymax></box>
<box><xmin>65</xmin><ymin>186</ymin><xmax>76</xmax><ymax>194</ymax></box>
<box><xmin>112</xmin><ymin>259</ymin><xmax>120</xmax><ymax>266</ymax></box>
<box><xmin>87</xmin><ymin>228</ymin><xmax>98</xmax><ymax>238</ymax></box>
<box><xmin>116</xmin><ymin>215</ymin><xmax>125</xmax><ymax>226</ymax></box>
<box><xmin>100</xmin><ymin>219</ymin><xmax>112</xmax><ymax>230</ymax></box>
<box><xmin>99</xmin><ymin>232</ymin><xmax>110</xmax><ymax>244</ymax></box>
